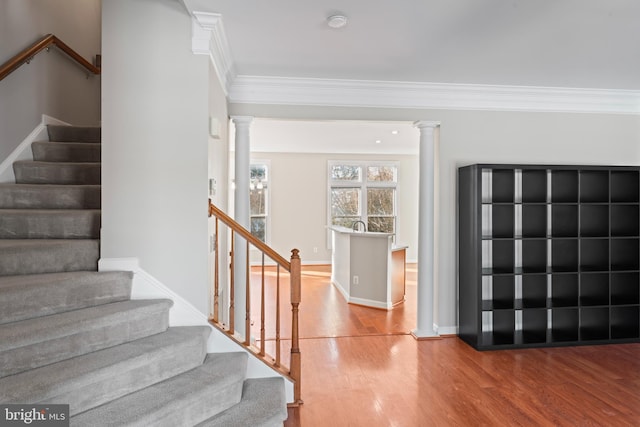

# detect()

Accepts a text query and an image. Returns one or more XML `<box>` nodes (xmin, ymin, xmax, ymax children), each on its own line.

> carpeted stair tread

<box><xmin>197</xmin><ymin>377</ymin><xmax>288</xmax><ymax>427</ymax></box>
<box><xmin>0</xmin><ymin>239</ymin><xmax>99</xmax><ymax>276</ymax></box>
<box><xmin>13</xmin><ymin>161</ymin><xmax>100</xmax><ymax>185</ymax></box>
<box><xmin>0</xmin><ymin>184</ymin><xmax>100</xmax><ymax>209</ymax></box>
<box><xmin>0</xmin><ymin>209</ymin><xmax>100</xmax><ymax>239</ymax></box>
<box><xmin>0</xmin><ymin>299</ymin><xmax>173</xmax><ymax>377</ymax></box>
<box><xmin>0</xmin><ymin>271</ymin><xmax>132</xmax><ymax>324</ymax></box>
<box><xmin>0</xmin><ymin>326</ymin><xmax>210</xmax><ymax>416</ymax></box>
<box><xmin>0</xmin><ymin>122</ymin><xmax>288</xmax><ymax>424</ymax></box>
<box><xmin>32</xmin><ymin>141</ymin><xmax>101</xmax><ymax>162</ymax></box>
<box><xmin>47</xmin><ymin>125</ymin><xmax>101</xmax><ymax>143</ymax></box>
<box><xmin>70</xmin><ymin>352</ymin><xmax>249</xmax><ymax>427</ymax></box>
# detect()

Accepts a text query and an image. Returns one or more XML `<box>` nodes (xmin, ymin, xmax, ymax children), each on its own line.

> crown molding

<box><xmin>190</xmin><ymin>12</ymin><xmax>236</xmax><ymax>94</ymax></box>
<box><xmin>228</xmin><ymin>75</ymin><xmax>640</xmax><ymax>114</ymax></box>
<box><xmin>190</xmin><ymin>10</ymin><xmax>640</xmax><ymax>114</ymax></box>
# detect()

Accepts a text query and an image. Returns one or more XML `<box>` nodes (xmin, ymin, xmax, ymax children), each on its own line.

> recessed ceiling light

<box><xmin>375</xmin><ymin>139</ymin><xmax>382</xmax><ymax>144</ymax></box>
<box><xmin>391</xmin><ymin>130</ymin><xmax>399</xmax><ymax>135</ymax></box>
<box><xmin>327</xmin><ymin>14</ymin><xmax>348</xmax><ymax>29</ymax></box>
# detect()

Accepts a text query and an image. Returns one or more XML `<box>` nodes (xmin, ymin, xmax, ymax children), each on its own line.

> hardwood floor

<box><xmin>251</xmin><ymin>265</ymin><xmax>640</xmax><ymax>426</ymax></box>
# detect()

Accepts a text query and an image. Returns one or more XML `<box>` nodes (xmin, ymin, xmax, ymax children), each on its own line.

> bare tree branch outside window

<box><xmin>329</xmin><ymin>162</ymin><xmax>397</xmax><ymax>234</ymax></box>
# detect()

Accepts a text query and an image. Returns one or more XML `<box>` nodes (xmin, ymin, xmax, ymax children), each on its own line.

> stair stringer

<box><xmin>98</xmin><ymin>256</ymin><xmax>295</xmax><ymax>403</ymax></box>
<box><xmin>0</xmin><ymin>115</ymin><xmax>70</xmax><ymax>183</ymax></box>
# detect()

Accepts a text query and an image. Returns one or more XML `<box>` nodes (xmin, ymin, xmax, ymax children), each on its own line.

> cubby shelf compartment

<box><xmin>552</xmin><ymin>205</ymin><xmax>578</xmax><ymax>237</ymax></box>
<box><xmin>551</xmin><ymin>308</ymin><xmax>579</xmax><ymax>342</ymax></box>
<box><xmin>580</xmin><ymin>273</ymin><xmax>609</xmax><ymax>306</ymax></box>
<box><xmin>521</xmin><ymin>205</ymin><xmax>547</xmax><ymax>237</ymax></box>
<box><xmin>611</xmin><ymin>238</ymin><xmax>640</xmax><ymax>271</ymax></box>
<box><xmin>611</xmin><ymin>306</ymin><xmax>640</xmax><ymax>339</ymax></box>
<box><xmin>580</xmin><ymin>170</ymin><xmax>609</xmax><ymax>203</ymax></box>
<box><xmin>522</xmin><ymin>274</ymin><xmax>547</xmax><ymax>308</ymax></box>
<box><xmin>459</xmin><ymin>164</ymin><xmax>640</xmax><ymax>350</ymax></box>
<box><xmin>580</xmin><ymin>205</ymin><xmax>609</xmax><ymax>237</ymax></box>
<box><xmin>611</xmin><ymin>171</ymin><xmax>639</xmax><ymax>203</ymax></box>
<box><xmin>522</xmin><ymin>170</ymin><xmax>548</xmax><ymax>203</ymax></box>
<box><xmin>611</xmin><ymin>272</ymin><xmax>640</xmax><ymax>305</ymax></box>
<box><xmin>551</xmin><ymin>274</ymin><xmax>579</xmax><ymax>307</ymax></box>
<box><xmin>611</xmin><ymin>205</ymin><xmax>640</xmax><ymax>237</ymax></box>
<box><xmin>580</xmin><ymin>307</ymin><xmax>609</xmax><ymax>341</ymax></box>
<box><xmin>551</xmin><ymin>239</ymin><xmax>578</xmax><ymax>272</ymax></box>
<box><xmin>580</xmin><ymin>239</ymin><xmax>609</xmax><ymax>272</ymax></box>
<box><xmin>522</xmin><ymin>309</ymin><xmax>548</xmax><ymax>344</ymax></box>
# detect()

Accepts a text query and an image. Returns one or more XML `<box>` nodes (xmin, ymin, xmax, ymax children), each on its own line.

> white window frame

<box><xmin>327</xmin><ymin>160</ymin><xmax>398</xmax><ymax>247</ymax></box>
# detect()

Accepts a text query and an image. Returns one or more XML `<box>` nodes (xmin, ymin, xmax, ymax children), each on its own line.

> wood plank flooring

<box><xmin>250</xmin><ymin>265</ymin><xmax>640</xmax><ymax>426</ymax></box>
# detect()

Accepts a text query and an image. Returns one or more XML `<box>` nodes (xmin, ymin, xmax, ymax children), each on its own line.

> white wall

<box><xmin>208</xmin><ymin>62</ymin><xmax>230</xmax><ymax>321</ymax></box>
<box><xmin>102</xmin><ymin>0</ymin><xmax>210</xmax><ymax>314</ymax></box>
<box><xmin>230</xmin><ymin>103</ymin><xmax>640</xmax><ymax>331</ymax></box>
<box><xmin>0</xmin><ymin>0</ymin><xmax>101</xmax><ymax>161</ymax></box>
<box><xmin>249</xmin><ymin>151</ymin><xmax>419</xmax><ymax>264</ymax></box>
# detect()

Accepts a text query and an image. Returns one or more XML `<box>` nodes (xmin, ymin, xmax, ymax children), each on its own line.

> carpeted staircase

<box><xmin>0</xmin><ymin>124</ymin><xmax>287</xmax><ymax>426</ymax></box>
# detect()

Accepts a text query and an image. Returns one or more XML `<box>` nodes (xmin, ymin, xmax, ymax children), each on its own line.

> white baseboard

<box><xmin>98</xmin><ymin>256</ymin><xmax>294</xmax><ymax>402</ymax></box>
<box><xmin>435</xmin><ymin>325</ymin><xmax>458</xmax><ymax>335</ymax></box>
<box><xmin>348</xmin><ymin>295</ymin><xmax>393</xmax><ymax>310</ymax></box>
<box><xmin>98</xmin><ymin>257</ymin><xmax>205</xmax><ymax>326</ymax></box>
<box><xmin>0</xmin><ymin>115</ymin><xmax>70</xmax><ymax>183</ymax></box>
<box><xmin>331</xmin><ymin>279</ymin><xmax>349</xmax><ymax>302</ymax></box>
<box><xmin>301</xmin><ymin>260</ymin><xmax>332</xmax><ymax>266</ymax></box>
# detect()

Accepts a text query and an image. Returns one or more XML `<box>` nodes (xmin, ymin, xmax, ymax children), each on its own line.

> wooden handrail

<box><xmin>0</xmin><ymin>34</ymin><xmax>100</xmax><ymax>81</ymax></box>
<box><xmin>208</xmin><ymin>202</ymin><xmax>291</xmax><ymax>269</ymax></box>
<box><xmin>208</xmin><ymin>199</ymin><xmax>303</xmax><ymax>405</ymax></box>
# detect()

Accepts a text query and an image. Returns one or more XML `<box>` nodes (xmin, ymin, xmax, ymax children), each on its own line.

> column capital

<box><xmin>413</xmin><ymin>120</ymin><xmax>441</xmax><ymax>130</ymax></box>
<box><xmin>231</xmin><ymin>116</ymin><xmax>254</xmax><ymax>126</ymax></box>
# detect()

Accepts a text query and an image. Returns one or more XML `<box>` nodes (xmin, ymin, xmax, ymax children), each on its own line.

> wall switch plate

<box><xmin>353</xmin><ymin>275</ymin><xmax>359</xmax><ymax>285</ymax></box>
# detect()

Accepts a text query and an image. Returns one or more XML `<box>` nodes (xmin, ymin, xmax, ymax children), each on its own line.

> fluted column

<box><xmin>232</xmin><ymin>116</ymin><xmax>253</xmax><ymax>339</ymax></box>
<box><xmin>412</xmin><ymin>121</ymin><xmax>440</xmax><ymax>339</ymax></box>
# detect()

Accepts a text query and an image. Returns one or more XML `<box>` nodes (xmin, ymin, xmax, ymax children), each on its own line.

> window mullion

<box><xmin>360</xmin><ymin>180</ymin><xmax>367</xmax><ymax>223</ymax></box>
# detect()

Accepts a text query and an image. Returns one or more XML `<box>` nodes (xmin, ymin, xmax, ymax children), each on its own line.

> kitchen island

<box><xmin>329</xmin><ymin>225</ymin><xmax>407</xmax><ymax>310</ymax></box>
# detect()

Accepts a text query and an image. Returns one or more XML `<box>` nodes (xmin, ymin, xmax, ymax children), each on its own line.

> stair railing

<box><xmin>208</xmin><ymin>200</ymin><xmax>302</xmax><ymax>406</ymax></box>
<box><xmin>0</xmin><ymin>33</ymin><xmax>100</xmax><ymax>81</ymax></box>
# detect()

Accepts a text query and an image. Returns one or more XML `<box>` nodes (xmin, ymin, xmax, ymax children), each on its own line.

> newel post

<box><xmin>289</xmin><ymin>248</ymin><xmax>303</xmax><ymax>405</ymax></box>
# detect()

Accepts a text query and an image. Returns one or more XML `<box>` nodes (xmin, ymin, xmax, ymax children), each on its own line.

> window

<box><xmin>329</xmin><ymin>161</ymin><xmax>397</xmax><ymax>234</ymax></box>
<box><xmin>250</xmin><ymin>162</ymin><xmax>269</xmax><ymax>242</ymax></box>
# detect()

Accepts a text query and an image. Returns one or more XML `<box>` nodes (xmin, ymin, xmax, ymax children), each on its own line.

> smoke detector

<box><xmin>327</xmin><ymin>14</ymin><xmax>348</xmax><ymax>29</ymax></box>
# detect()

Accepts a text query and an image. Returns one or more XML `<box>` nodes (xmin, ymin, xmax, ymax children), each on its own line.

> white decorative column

<box><xmin>412</xmin><ymin>121</ymin><xmax>441</xmax><ymax>339</ymax></box>
<box><xmin>232</xmin><ymin>116</ymin><xmax>253</xmax><ymax>339</ymax></box>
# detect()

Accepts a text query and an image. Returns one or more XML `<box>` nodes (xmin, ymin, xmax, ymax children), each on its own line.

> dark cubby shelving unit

<box><xmin>458</xmin><ymin>164</ymin><xmax>640</xmax><ymax>350</ymax></box>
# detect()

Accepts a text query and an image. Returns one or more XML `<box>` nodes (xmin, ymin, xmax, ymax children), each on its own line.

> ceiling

<box><xmin>185</xmin><ymin>0</ymin><xmax>640</xmax><ymax>90</ymax></box>
<box><xmin>242</xmin><ymin>119</ymin><xmax>419</xmax><ymax>155</ymax></box>
<box><xmin>185</xmin><ymin>0</ymin><xmax>640</xmax><ymax>153</ymax></box>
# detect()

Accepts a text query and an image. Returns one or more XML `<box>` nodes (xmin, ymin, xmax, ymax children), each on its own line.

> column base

<box><xmin>411</xmin><ymin>328</ymin><xmax>441</xmax><ymax>341</ymax></box>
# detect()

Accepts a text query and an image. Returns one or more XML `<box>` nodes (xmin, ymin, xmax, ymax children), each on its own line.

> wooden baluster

<box><xmin>260</xmin><ymin>252</ymin><xmax>266</xmax><ymax>356</ymax></box>
<box><xmin>289</xmin><ymin>249</ymin><xmax>302</xmax><ymax>405</ymax></box>
<box><xmin>229</xmin><ymin>231</ymin><xmax>235</xmax><ymax>335</ymax></box>
<box><xmin>275</xmin><ymin>264</ymin><xmax>281</xmax><ymax>367</ymax></box>
<box><xmin>213</xmin><ymin>217</ymin><xmax>220</xmax><ymax>323</ymax></box>
<box><xmin>245</xmin><ymin>240</ymin><xmax>251</xmax><ymax>346</ymax></box>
